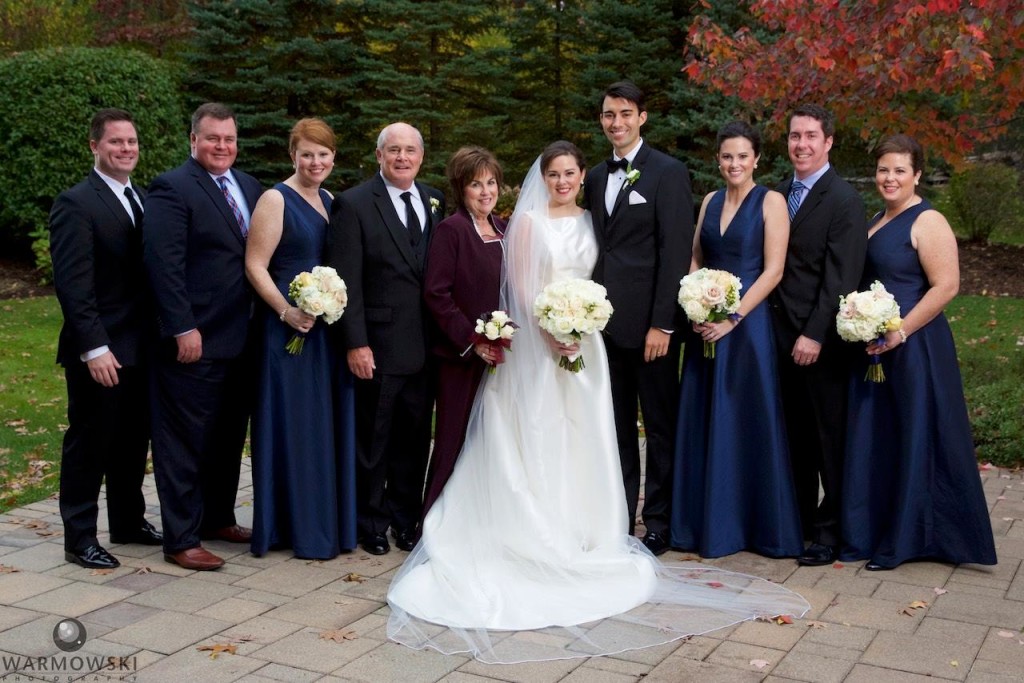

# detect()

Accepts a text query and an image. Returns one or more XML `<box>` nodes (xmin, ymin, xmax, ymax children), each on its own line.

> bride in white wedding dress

<box><xmin>387</xmin><ymin>141</ymin><xmax>809</xmax><ymax>663</ymax></box>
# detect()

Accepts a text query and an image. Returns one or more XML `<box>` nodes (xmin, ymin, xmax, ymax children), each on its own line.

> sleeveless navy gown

<box><xmin>841</xmin><ymin>199</ymin><xmax>995</xmax><ymax>568</ymax></box>
<box><xmin>671</xmin><ymin>186</ymin><xmax>803</xmax><ymax>558</ymax></box>
<box><xmin>251</xmin><ymin>183</ymin><xmax>357</xmax><ymax>559</ymax></box>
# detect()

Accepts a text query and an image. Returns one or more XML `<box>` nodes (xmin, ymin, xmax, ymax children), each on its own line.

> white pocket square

<box><xmin>628</xmin><ymin>190</ymin><xmax>647</xmax><ymax>205</ymax></box>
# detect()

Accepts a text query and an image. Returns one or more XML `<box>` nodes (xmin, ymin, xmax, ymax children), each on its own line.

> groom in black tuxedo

<box><xmin>328</xmin><ymin>122</ymin><xmax>444</xmax><ymax>555</ymax></box>
<box><xmin>770</xmin><ymin>104</ymin><xmax>866</xmax><ymax>566</ymax></box>
<box><xmin>586</xmin><ymin>81</ymin><xmax>693</xmax><ymax>555</ymax></box>
<box><xmin>50</xmin><ymin>108</ymin><xmax>161</xmax><ymax>569</ymax></box>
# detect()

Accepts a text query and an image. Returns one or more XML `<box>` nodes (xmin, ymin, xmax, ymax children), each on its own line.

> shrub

<box><xmin>0</xmin><ymin>46</ymin><xmax>187</xmax><ymax>275</ymax></box>
<box><xmin>939</xmin><ymin>163</ymin><xmax>1024</xmax><ymax>243</ymax></box>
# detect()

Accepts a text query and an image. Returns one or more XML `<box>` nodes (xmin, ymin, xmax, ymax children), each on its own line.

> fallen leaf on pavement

<box><xmin>134</xmin><ymin>567</ymin><xmax>152</xmax><ymax>575</ymax></box>
<box><xmin>342</xmin><ymin>573</ymin><xmax>364</xmax><ymax>583</ymax></box>
<box><xmin>997</xmin><ymin>631</ymin><xmax>1015</xmax><ymax>638</ymax></box>
<box><xmin>89</xmin><ymin>568</ymin><xmax>115</xmax><ymax>576</ymax></box>
<box><xmin>807</xmin><ymin>621</ymin><xmax>828</xmax><ymax>629</ymax></box>
<box><xmin>933</xmin><ymin>587</ymin><xmax>948</xmax><ymax>596</ymax></box>
<box><xmin>320</xmin><ymin>628</ymin><xmax>358</xmax><ymax>643</ymax></box>
<box><xmin>950</xmin><ymin>660</ymin><xmax>958</xmax><ymax>667</ymax></box>
<box><xmin>749</xmin><ymin>659</ymin><xmax>770</xmax><ymax>670</ymax></box>
<box><xmin>833</xmin><ymin>562</ymin><xmax>844</xmax><ymax>569</ymax></box>
<box><xmin>706</xmin><ymin>581</ymin><xmax>724</xmax><ymax>588</ymax></box>
<box><xmin>773</xmin><ymin>615</ymin><xmax>794</xmax><ymax>625</ymax></box>
<box><xmin>197</xmin><ymin>643</ymin><xmax>237</xmax><ymax>659</ymax></box>
<box><xmin>908</xmin><ymin>600</ymin><xmax>928</xmax><ymax>609</ymax></box>
<box><xmin>0</xmin><ymin>564</ymin><xmax>18</xmax><ymax>573</ymax></box>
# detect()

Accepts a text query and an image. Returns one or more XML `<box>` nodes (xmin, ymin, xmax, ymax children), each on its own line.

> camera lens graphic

<box><xmin>52</xmin><ymin>617</ymin><xmax>87</xmax><ymax>651</ymax></box>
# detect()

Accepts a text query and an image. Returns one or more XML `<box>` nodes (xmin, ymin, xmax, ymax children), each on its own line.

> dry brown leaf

<box><xmin>134</xmin><ymin>566</ymin><xmax>152</xmax><ymax>575</ymax></box>
<box><xmin>832</xmin><ymin>562</ymin><xmax>845</xmax><ymax>569</ymax></box>
<box><xmin>908</xmin><ymin>600</ymin><xmax>928</xmax><ymax>609</ymax></box>
<box><xmin>342</xmin><ymin>573</ymin><xmax>365</xmax><ymax>583</ymax></box>
<box><xmin>807</xmin><ymin>621</ymin><xmax>828</xmax><ymax>629</ymax></box>
<box><xmin>320</xmin><ymin>628</ymin><xmax>358</xmax><ymax>643</ymax></box>
<box><xmin>773</xmin><ymin>614</ymin><xmax>794</xmax><ymax>625</ymax></box>
<box><xmin>35</xmin><ymin>529</ymin><xmax>57</xmax><ymax>537</ymax></box>
<box><xmin>0</xmin><ymin>564</ymin><xmax>19</xmax><ymax>573</ymax></box>
<box><xmin>90</xmin><ymin>568</ymin><xmax>115</xmax><ymax>576</ymax></box>
<box><xmin>900</xmin><ymin>607</ymin><xmax>917</xmax><ymax>617</ymax></box>
<box><xmin>196</xmin><ymin>643</ymin><xmax>237</xmax><ymax>659</ymax></box>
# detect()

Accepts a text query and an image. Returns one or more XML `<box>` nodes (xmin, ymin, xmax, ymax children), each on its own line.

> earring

<box><xmin>754</xmin><ymin>164</ymin><xmax>758</xmax><ymax>169</ymax></box>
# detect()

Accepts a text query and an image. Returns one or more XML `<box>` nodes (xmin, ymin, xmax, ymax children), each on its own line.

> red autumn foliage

<box><xmin>684</xmin><ymin>0</ymin><xmax>1024</xmax><ymax>163</ymax></box>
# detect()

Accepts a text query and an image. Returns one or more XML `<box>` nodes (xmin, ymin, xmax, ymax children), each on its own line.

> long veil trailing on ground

<box><xmin>385</xmin><ymin>156</ymin><xmax>811</xmax><ymax>664</ymax></box>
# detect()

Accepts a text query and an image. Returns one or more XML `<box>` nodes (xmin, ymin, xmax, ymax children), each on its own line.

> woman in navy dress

<box><xmin>244</xmin><ymin>118</ymin><xmax>357</xmax><ymax>559</ymax></box>
<box><xmin>671</xmin><ymin>121</ymin><xmax>802</xmax><ymax>558</ymax></box>
<box><xmin>421</xmin><ymin>146</ymin><xmax>506</xmax><ymax>517</ymax></box>
<box><xmin>841</xmin><ymin>134</ymin><xmax>995</xmax><ymax>571</ymax></box>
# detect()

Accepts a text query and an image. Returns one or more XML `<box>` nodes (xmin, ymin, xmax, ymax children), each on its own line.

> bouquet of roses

<box><xmin>836</xmin><ymin>280</ymin><xmax>902</xmax><ymax>382</ymax></box>
<box><xmin>533</xmin><ymin>278</ymin><xmax>614</xmax><ymax>373</ymax></box>
<box><xmin>470</xmin><ymin>310</ymin><xmax>518</xmax><ymax>374</ymax></box>
<box><xmin>677</xmin><ymin>267</ymin><xmax>743</xmax><ymax>358</ymax></box>
<box><xmin>285</xmin><ymin>265</ymin><xmax>348</xmax><ymax>355</ymax></box>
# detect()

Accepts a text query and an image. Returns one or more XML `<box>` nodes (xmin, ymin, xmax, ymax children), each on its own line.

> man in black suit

<box><xmin>586</xmin><ymin>82</ymin><xmax>693</xmax><ymax>555</ymax></box>
<box><xmin>771</xmin><ymin>104</ymin><xmax>866</xmax><ymax>566</ymax></box>
<box><xmin>327</xmin><ymin>122</ymin><xmax>444</xmax><ymax>555</ymax></box>
<box><xmin>50</xmin><ymin>108</ymin><xmax>162</xmax><ymax>569</ymax></box>
<box><xmin>143</xmin><ymin>103</ymin><xmax>263</xmax><ymax>570</ymax></box>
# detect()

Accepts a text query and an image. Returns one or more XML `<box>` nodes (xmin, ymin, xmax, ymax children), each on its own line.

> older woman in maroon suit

<box><xmin>422</xmin><ymin>146</ymin><xmax>507</xmax><ymax>516</ymax></box>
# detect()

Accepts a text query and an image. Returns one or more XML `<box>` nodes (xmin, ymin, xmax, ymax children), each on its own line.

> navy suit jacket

<box><xmin>143</xmin><ymin>157</ymin><xmax>263</xmax><ymax>360</ymax></box>
<box><xmin>586</xmin><ymin>143</ymin><xmax>694</xmax><ymax>348</ymax></box>
<box><xmin>327</xmin><ymin>173</ymin><xmax>445</xmax><ymax>375</ymax></box>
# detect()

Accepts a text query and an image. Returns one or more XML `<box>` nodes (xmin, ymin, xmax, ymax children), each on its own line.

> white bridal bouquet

<box><xmin>836</xmin><ymin>280</ymin><xmax>902</xmax><ymax>382</ymax></box>
<box><xmin>677</xmin><ymin>267</ymin><xmax>743</xmax><ymax>358</ymax></box>
<box><xmin>285</xmin><ymin>266</ymin><xmax>348</xmax><ymax>355</ymax></box>
<box><xmin>533</xmin><ymin>278</ymin><xmax>614</xmax><ymax>372</ymax></box>
<box><xmin>471</xmin><ymin>310</ymin><xmax>518</xmax><ymax>373</ymax></box>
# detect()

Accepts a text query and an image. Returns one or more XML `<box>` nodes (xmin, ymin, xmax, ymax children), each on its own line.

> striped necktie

<box><xmin>787</xmin><ymin>180</ymin><xmax>805</xmax><ymax>221</ymax></box>
<box><xmin>216</xmin><ymin>176</ymin><xmax>248</xmax><ymax>237</ymax></box>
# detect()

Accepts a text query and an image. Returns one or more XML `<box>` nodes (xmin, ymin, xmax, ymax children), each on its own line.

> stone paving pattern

<box><xmin>1</xmin><ymin>456</ymin><xmax>1022</xmax><ymax>682</ymax></box>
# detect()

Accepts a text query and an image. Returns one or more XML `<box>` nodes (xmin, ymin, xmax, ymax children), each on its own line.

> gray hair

<box><xmin>376</xmin><ymin>122</ymin><xmax>424</xmax><ymax>152</ymax></box>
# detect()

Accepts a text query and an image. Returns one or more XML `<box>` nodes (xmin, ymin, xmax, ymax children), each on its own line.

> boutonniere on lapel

<box><xmin>624</xmin><ymin>166</ymin><xmax>641</xmax><ymax>188</ymax></box>
<box><xmin>429</xmin><ymin>197</ymin><xmax>440</xmax><ymax>214</ymax></box>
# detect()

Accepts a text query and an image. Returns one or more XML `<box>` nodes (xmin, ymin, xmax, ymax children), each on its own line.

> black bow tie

<box><xmin>606</xmin><ymin>158</ymin><xmax>629</xmax><ymax>172</ymax></box>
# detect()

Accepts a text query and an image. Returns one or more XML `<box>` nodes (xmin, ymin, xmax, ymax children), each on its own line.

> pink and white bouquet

<box><xmin>533</xmin><ymin>278</ymin><xmax>614</xmax><ymax>373</ymax></box>
<box><xmin>285</xmin><ymin>266</ymin><xmax>348</xmax><ymax>355</ymax></box>
<box><xmin>470</xmin><ymin>310</ymin><xmax>518</xmax><ymax>373</ymax></box>
<box><xmin>836</xmin><ymin>280</ymin><xmax>902</xmax><ymax>382</ymax></box>
<box><xmin>677</xmin><ymin>267</ymin><xmax>742</xmax><ymax>358</ymax></box>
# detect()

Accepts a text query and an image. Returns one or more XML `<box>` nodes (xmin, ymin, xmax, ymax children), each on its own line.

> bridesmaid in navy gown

<box><xmin>671</xmin><ymin>121</ymin><xmax>803</xmax><ymax>558</ymax></box>
<box><xmin>841</xmin><ymin>134</ymin><xmax>995</xmax><ymax>571</ymax></box>
<box><xmin>245</xmin><ymin>118</ymin><xmax>357</xmax><ymax>559</ymax></box>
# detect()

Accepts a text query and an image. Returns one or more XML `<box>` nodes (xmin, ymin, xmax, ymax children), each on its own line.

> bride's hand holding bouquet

<box><xmin>533</xmin><ymin>278</ymin><xmax>613</xmax><ymax>372</ymax></box>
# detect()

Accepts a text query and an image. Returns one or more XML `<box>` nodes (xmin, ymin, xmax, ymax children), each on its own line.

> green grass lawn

<box><xmin>0</xmin><ymin>293</ymin><xmax>1021</xmax><ymax>514</ymax></box>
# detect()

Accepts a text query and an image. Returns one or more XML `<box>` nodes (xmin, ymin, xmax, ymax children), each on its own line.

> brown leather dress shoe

<box><xmin>164</xmin><ymin>546</ymin><xmax>225</xmax><ymax>570</ymax></box>
<box><xmin>202</xmin><ymin>525</ymin><xmax>252</xmax><ymax>543</ymax></box>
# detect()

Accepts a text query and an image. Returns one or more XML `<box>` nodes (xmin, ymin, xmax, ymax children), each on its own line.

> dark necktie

<box><xmin>606</xmin><ymin>158</ymin><xmax>629</xmax><ymax>172</ymax></box>
<box><xmin>401</xmin><ymin>191</ymin><xmax>423</xmax><ymax>245</ymax></box>
<box><xmin>124</xmin><ymin>187</ymin><xmax>144</xmax><ymax>228</ymax></box>
<box><xmin>787</xmin><ymin>180</ymin><xmax>806</xmax><ymax>221</ymax></box>
<box><xmin>216</xmin><ymin>176</ymin><xmax>248</xmax><ymax>238</ymax></box>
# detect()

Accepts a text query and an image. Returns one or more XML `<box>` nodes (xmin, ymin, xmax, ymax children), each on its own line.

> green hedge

<box><xmin>0</xmin><ymin>46</ymin><xmax>187</xmax><ymax>276</ymax></box>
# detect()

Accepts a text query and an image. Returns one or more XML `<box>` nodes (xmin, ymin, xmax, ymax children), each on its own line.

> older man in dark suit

<box><xmin>771</xmin><ymin>104</ymin><xmax>866</xmax><ymax>566</ymax></box>
<box><xmin>585</xmin><ymin>81</ymin><xmax>694</xmax><ymax>555</ymax></box>
<box><xmin>50</xmin><ymin>108</ymin><xmax>162</xmax><ymax>569</ymax></box>
<box><xmin>144</xmin><ymin>103</ymin><xmax>263</xmax><ymax>570</ymax></box>
<box><xmin>327</xmin><ymin>122</ymin><xmax>444</xmax><ymax>555</ymax></box>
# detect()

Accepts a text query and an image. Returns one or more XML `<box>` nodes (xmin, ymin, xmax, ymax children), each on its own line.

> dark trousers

<box><xmin>605</xmin><ymin>335</ymin><xmax>681</xmax><ymax>535</ymax></box>
<box><xmin>774</xmin><ymin>326</ymin><xmax>850</xmax><ymax>548</ymax></box>
<box><xmin>60</xmin><ymin>363</ymin><xmax>149</xmax><ymax>552</ymax></box>
<box><xmin>354</xmin><ymin>369</ymin><xmax>433</xmax><ymax>537</ymax></box>
<box><xmin>150</xmin><ymin>345</ymin><xmax>253</xmax><ymax>553</ymax></box>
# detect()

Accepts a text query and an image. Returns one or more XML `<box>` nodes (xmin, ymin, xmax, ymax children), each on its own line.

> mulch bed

<box><xmin>1</xmin><ymin>240</ymin><xmax>1023</xmax><ymax>300</ymax></box>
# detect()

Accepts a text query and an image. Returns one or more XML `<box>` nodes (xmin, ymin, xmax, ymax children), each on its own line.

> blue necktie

<box><xmin>787</xmin><ymin>180</ymin><xmax>805</xmax><ymax>221</ymax></box>
<box><xmin>217</xmin><ymin>176</ymin><xmax>248</xmax><ymax>238</ymax></box>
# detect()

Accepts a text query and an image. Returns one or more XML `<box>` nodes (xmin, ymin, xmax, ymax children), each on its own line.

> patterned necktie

<box><xmin>401</xmin><ymin>191</ymin><xmax>423</xmax><ymax>245</ymax></box>
<box><xmin>216</xmin><ymin>176</ymin><xmax>248</xmax><ymax>237</ymax></box>
<box><xmin>787</xmin><ymin>180</ymin><xmax>805</xmax><ymax>221</ymax></box>
<box><xmin>124</xmin><ymin>187</ymin><xmax>144</xmax><ymax>228</ymax></box>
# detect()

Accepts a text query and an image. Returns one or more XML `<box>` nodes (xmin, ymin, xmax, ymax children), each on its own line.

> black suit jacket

<box><xmin>143</xmin><ymin>157</ymin><xmax>263</xmax><ymax>360</ymax></box>
<box><xmin>328</xmin><ymin>173</ymin><xmax>445</xmax><ymax>375</ymax></box>
<box><xmin>771</xmin><ymin>166</ymin><xmax>867</xmax><ymax>345</ymax></box>
<box><xmin>586</xmin><ymin>143</ymin><xmax>694</xmax><ymax>348</ymax></box>
<box><xmin>50</xmin><ymin>171</ymin><xmax>149</xmax><ymax>367</ymax></box>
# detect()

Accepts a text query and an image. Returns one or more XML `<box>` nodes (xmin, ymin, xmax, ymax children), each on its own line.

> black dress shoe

<box><xmin>109</xmin><ymin>521</ymin><xmax>163</xmax><ymax>546</ymax></box>
<box><xmin>65</xmin><ymin>545</ymin><xmax>120</xmax><ymax>569</ymax></box>
<box><xmin>864</xmin><ymin>560</ymin><xmax>893</xmax><ymax>571</ymax></box>
<box><xmin>391</xmin><ymin>527</ymin><xmax>418</xmax><ymax>552</ymax></box>
<box><xmin>797</xmin><ymin>543</ymin><xmax>838</xmax><ymax>566</ymax></box>
<box><xmin>641</xmin><ymin>531</ymin><xmax>670</xmax><ymax>556</ymax></box>
<box><xmin>361</xmin><ymin>533</ymin><xmax>390</xmax><ymax>555</ymax></box>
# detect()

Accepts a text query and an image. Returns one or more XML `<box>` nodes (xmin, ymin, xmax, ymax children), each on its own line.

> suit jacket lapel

<box><xmin>789</xmin><ymin>168</ymin><xmax>833</xmax><ymax>233</ymax></box>
<box><xmin>372</xmin><ymin>176</ymin><xmax>419</xmax><ymax>272</ymax></box>
<box><xmin>188</xmin><ymin>158</ymin><xmax>247</xmax><ymax>247</ymax></box>
<box><xmin>89</xmin><ymin>171</ymin><xmax>135</xmax><ymax>233</ymax></box>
